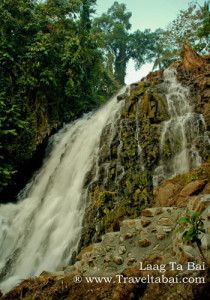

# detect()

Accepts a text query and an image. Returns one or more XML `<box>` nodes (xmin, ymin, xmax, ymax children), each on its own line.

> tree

<box><xmin>164</xmin><ymin>0</ymin><xmax>210</xmax><ymax>58</ymax></box>
<box><xmin>92</xmin><ymin>2</ymin><xmax>161</xmax><ymax>84</ymax></box>
<box><xmin>144</xmin><ymin>29</ymin><xmax>176</xmax><ymax>70</ymax></box>
<box><xmin>197</xmin><ymin>1</ymin><xmax>210</xmax><ymax>52</ymax></box>
<box><xmin>80</xmin><ymin>0</ymin><xmax>96</xmax><ymax>33</ymax></box>
<box><xmin>93</xmin><ymin>1</ymin><xmax>132</xmax><ymax>85</ymax></box>
<box><xmin>0</xmin><ymin>0</ymin><xmax>117</xmax><ymax>196</ymax></box>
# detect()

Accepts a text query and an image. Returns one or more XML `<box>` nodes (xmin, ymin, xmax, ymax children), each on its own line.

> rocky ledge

<box><xmin>64</xmin><ymin>195</ymin><xmax>209</xmax><ymax>277</ymax></box>
<box><xmin>2</xmin><ymin>192</ymin><xmax>209</xmax><ymax>300</ymax></box>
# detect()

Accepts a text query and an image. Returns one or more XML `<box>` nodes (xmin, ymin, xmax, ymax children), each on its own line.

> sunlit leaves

<box><xmin>177</xmin><ymin>212</ymin><xmax>206</xmax><ymax>245</ymax></box>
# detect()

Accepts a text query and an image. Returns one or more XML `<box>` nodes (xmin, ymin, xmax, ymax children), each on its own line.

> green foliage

<box><xmin>0</xmin><ymin>98</ymin><xmax>33</xmax><ymax>191</ymax></box>
<box><xmin>92</xmin><ymin>2</ymin><xmax>164</xmax><ymax>84</ymax></box>
<box><xmin>164</xmin><ymin>1</ymin><xmax>210</xmax><ymax>57</ymax></box>
<box><xmin>1</xmin><ymin>0</ymin><xmax>207</xmax><ymax>195</ymax></box>
<box><xmin>142</xmin><ymin>1</ymin><xmax>209</xmax><ymax>69</ymax></box>
<box><xmin>143</xmin><ymin>28</ymin><xmax>176</xmax><ymax>70</ymax></box>
<box><xmin>0</xmin><ymin>0</ymin><xmax>117</xmax><ymax>194</ymax></box>
<box><xmin>92</xmin><ymin>0</ymin><xmax>189</xmax><ymax>82</ymax></box>
<box><xmin>197</xmin><ymin>16</ymin><xmax>210</xmax><ymax>39</ymax></box>
<box><xmin>177</xmin><ymin>212</ymin><xmax>205</xmax><ymax>245</ymax></box>
<box><xmin>93</xmin><ymin>1</ymin><xmax>132</xmax><ymax>85</ymax></box>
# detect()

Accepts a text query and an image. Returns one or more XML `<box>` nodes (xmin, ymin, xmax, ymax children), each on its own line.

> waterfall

<box><xmin>153</xmin><ymin>68</ymin><xmax>206</xmax><ymax>186</ymax></box>
<box><xmin>0</xmin><ymin>90</ymin><xmax>125</xmax><ymax>292</ymax></box>
<box><xmin>0</xmin><ymin>68</ymin><xmax>208</xmax><ymax>293</ymax></box>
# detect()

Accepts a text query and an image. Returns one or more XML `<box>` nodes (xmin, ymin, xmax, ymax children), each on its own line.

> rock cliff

<box><xmin>79</xmin><ymin>46</ymin><xmax>209</xmax><ymax>251</ymax></box>
<box><xmin>1</xmin><ymin>45</ymin><xmax>209</xmax><ymax>300</ymax></box>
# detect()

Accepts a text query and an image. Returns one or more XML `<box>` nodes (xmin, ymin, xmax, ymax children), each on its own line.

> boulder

<box><xmin>153</xmin><ymin>182</ymin><xmax>182</xmax><ymax>206</ymax></box>
<box><xmin>117</xmin><ymin>92</ymin><xmax>127</xmax><ymax>102</ymax></box>
<box><xmin>179</xmin><ymin>180</ymin><xmax>207</xmax><ymax>197</ymax></box>
<box><xmin>202</xmin><ymin>182</ymin><xmax>210</xmax><ymax>194</ymax></box>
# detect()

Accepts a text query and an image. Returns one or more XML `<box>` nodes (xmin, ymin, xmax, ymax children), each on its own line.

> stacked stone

<box><xmin>64</xmin><ymin>207</ymin><xmax>184</xmax><ymax>276</ymax></box>
<box><xmin>40</xmin><ymin>195</ymin><xmax>209</xmax><ymax>280</ymax></box>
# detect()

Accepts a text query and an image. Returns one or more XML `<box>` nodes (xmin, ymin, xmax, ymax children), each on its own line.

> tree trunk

<box><xmin>114</xmin><ymin>47</ymin><xmax>126</xmax><ymax>85</ymax></box>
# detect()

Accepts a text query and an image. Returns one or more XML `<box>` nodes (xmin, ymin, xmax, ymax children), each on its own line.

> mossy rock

<box><xmin>153</xmin><ymin>92</ymin><xmax>169</xmax><ymax>122</ymax></box>
<box><xmin>79</xmin><ymin>74</ymin><xmax>169</xmax><ymax>250</ymax></box>
<box><xmin>141</xmin><ymin>92</ymin><xmax>169</xmax><ymax>122</ymax></box>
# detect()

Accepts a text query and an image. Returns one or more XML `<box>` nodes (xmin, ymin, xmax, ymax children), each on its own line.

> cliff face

<box><xmin>79</xmin><ymin>46</ymin><xmax>210</xmax><ymax>251</ymax></box>
<box><xmin>2</xmin><ymin>46</ymin><xmax>210</xmax><ymax>300</ymax></box>
<box><xmin>79</xmin><ymin>79</ymin><xmax>165</xmax><ymax>250</ymax></box>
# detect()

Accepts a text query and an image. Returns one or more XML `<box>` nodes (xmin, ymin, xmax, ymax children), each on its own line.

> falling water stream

<box><xmin>0</xmin><ymin>68</ymin><xmax>207</xmax><ymax>293</ymax></box>
<box><xmin>153</xmin><ymin>68</ymin><xmax>206</xmax><ymax>186</ymax></box>
<box><xmin>0</xmin><ymin>90</ymin><xmax>125</xmax><ymax>292</ymax></box>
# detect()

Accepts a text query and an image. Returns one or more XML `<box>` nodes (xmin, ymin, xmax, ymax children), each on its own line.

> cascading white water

<box><xmin>0</xmin><ymin>90</ymin><xmax>125</xmax><ymax>292</ymax></box>
<box><xmin>0</xmin><ymin>69</ymin><xmax>208</xmax><ymax>293</ymax></box>
<box><xmin>153</xmin><ymin>68</ymin><xmax>205</xmax><ymax>186</ymax></box>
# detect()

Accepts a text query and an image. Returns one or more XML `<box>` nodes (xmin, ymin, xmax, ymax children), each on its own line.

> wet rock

<box><xmin>106</xmin><ymin>246</ymin><xmax>112</xmax><ymax>252</ymax></box>
<box><xmin>40</xmin><ymin>270</ymin><xmax>55</xmax><ymax>278</ymax></box>
<box><xmin>153</xmin><ymin>244</ymin><xmax>160</xmax><ymax>251</ymax></box>
<box><xmin>117</xmin><ymin>93</ymin><xmax>127</xmax><ymax>102</ymax></box>
<box><xmin>130</xmin><ymin>82</ymin><xmax>139</xmax><ymax>93</ymax></box>
<box><xmin>81</xmin><ymin>259</ymin><xmax>85</xmax><ymax>266</ymax></box>
<box><xmin>176</xmin><ymin>196</ymin><xmax>191</xmax><ymax>208</ymax></box>
<box><xmin>78</xmin><ymin>45</ymin><xmax>209</xmax><ymax>255</ymax></box>
<box><xmin>191</xmin><ymin>196</ymin><xmax>201</xmax><ymax>210</ymax></box>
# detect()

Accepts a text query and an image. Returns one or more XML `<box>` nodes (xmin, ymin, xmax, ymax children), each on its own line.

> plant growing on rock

<box><xmin>177</xmin><ymin>212</ymin><xmax>208</xmax><ymax>265</ymax></box>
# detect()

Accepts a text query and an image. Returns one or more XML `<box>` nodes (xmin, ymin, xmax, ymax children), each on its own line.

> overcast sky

<box><xmin>95</xmin><ymin>0</ymin><xmax>206</xmax><ymax>84</ymax></box>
